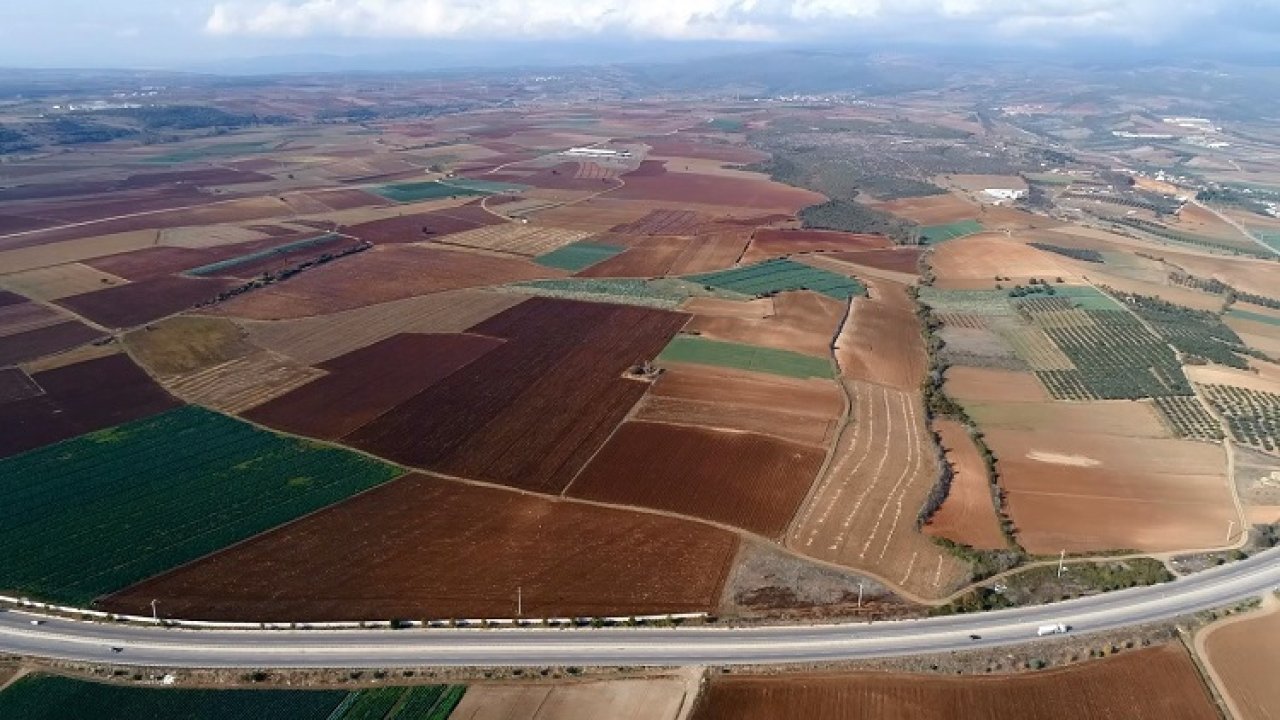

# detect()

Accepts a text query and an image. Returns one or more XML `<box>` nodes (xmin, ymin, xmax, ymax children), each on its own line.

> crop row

<box><xmin>1200</xmin><ymin>384</ymin><xmax>1280</xmax><ymax>453</ymax></box>
<box><xmin>1152</xmin><ymin>396</ymin><xmax>1225</xmax><ymax>442</ymax></box>
<box><xmin>685</xmin><ymin>258</ymin><xmax>865</xmax><ymax>299</ymax></box>
<box><xmin>1113</xmin><ymin>291</ymin><xmax>1248</xmax><ymax>369</ymax></box>
<box><xmin>1039</xmin><ymin>310</ymin><xmax>1191</xmax><ymax>399</ymax></box>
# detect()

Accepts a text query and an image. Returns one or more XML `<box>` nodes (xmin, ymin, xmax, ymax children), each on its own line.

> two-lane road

<box><xmin>3</xmin><ymin>548</ymin><xmax>1278</xmax><ymax>668</ymax></box>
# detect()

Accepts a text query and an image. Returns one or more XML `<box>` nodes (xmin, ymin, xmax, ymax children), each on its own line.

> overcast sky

<box><xmin>2</xmin><ymin>0</ymin><xmax>1277</xmax><ymax>69</ymax></box>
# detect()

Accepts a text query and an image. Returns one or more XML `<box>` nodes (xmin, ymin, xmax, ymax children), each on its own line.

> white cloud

<box><xmin>203</xmin><ymin>0</ymin><xmax>1225</xmax><ymax>42</ymax></box>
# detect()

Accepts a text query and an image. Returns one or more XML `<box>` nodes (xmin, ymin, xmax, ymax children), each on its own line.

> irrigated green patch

<box><xmin>0</xmin><ymin>675</ymin><xmax>468</xmax><ymax>720</ymax></box>
<box><xmin>0</xmin><ymin>406</ymin><xmax>403</xmax><ymax>605</ymax></box>
<box><xmin>534</xmin><ymin>241</ymin><xmax>625</xmax><ymax>272</ymax></box>
<box><xmin>918</xmin><ymin>219</ymin><xmax>983</xmax><ymax>244</ymax></box>
<box><xmin>186</xmin><ymin>234</ymin><xmax>341</xmax><ymax>277</ymax></box>
<box><xmin>685</xmin><ymin>258</ymin><xmax>864</xmax><ymax>299</ymax></box>
<box><xmin>658</xmin><ymin>335</ymin><xmax>833</xmax><ymax>379</ymax></box>
<box><xmin>1228</xmin><ymin>308</ymin><xmax>1280</xmax><ymax>327</ymax></box>
<box><xmin>919</xmin><ymin>288</ymin><xmax>1016</xmax><ymax>316</ymax></box>
<box><xmin>371</xmin><ymin>181</ymin><xmax>490</xmax><ymax>203</ymax></box>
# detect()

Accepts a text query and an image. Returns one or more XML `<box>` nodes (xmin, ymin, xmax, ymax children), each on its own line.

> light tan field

<box><xmin>124</xmin><ymin>315</ymin><xmax>256</xmax><ymax>376</ymax></box>
<box><xmin>1085</xmin><ymin>270</ymin><xmax>1226</xmax><ymax>312</ymax></box>
<box><xmin>0</xmin><ymin>229</ymin><xmax>160</xmax><ymax>274</ymax></box>
<box><xmin>158</xmin><ymin>224</ymin><xmax>273</xmax><ymax>249</ymax></box>
<box><xmin>530</xmin><ymin>197</ymin><xmax>655</xmax><ymax>231</ymax></box>
<box><xmin>431</xmin><ymin>223</ymin><xmax>593</xmax><ymax>257</ymax></box>
<box><xmin>161</xmin><ymin>350</ymin><xmax>325</xmax><ymax>414</ymax></box>
<box><xmin>944</xmin><ymin>174</ymin><xmax>1028</xmax><ymax>193</ymax></box>
<box><xmin>451</xmin><ymin>676</ymin><xmax>696</xmax><ymax>720</ymax></box>
<box><xmin>923</xmin><ymin>418</ymin><xmax>1007</xmax><ymax>550</ymax></box>
<box><xmin>683</xmin><ymin>291</ymin><xmax>844</xmax><ymax>358</ymax></box>
<box><xmin>1225</xmin><ymin>316</ymin><xmax>1280</xmax><ymax>356</ymax></box>
<box><xmin>242</xmin><ymin>289</ymin><xmax>526</xmax><ymax>365</ymax></box>
<box><xmin>944</xmin><ymin>367</ymin><xmax>1051</xmax><ymax>404</ymax></box>
<box><xmin>965</xmin><ymin>400</ymin><xmax>1173</xmax><ymax>438</ymax></box>
<box><xmin>0</xmin><ymin>263</ymin><xmax>130</xmax><ymax>300</ymax></box>
<box><xmin>876</xmin><ymin>193</ymin><xmax>978</xmax><ymax>225</ymax></box>
<box><xmin>931</xmin><ymin>234</ymin><xmax>1084</xmax><ymax>289</ymax></box>
<box><xmin>988</xmin><ymin>428</ymin><xmax>1235</xmax><ymax>554</ymax></box>
<box><xmin>802</xmin><ymin>253</ymin><xmax>919</xmax><ymax>286</ymax></box>
<box><xmin>835</xmin><ymin>280</ymin><xmax>926</xmax><ymax>390</ymax></box>
<box><xmin>1200</xmin><ymin>602</ymin><xmax>1280</xmax><ymax>720</ymax></box>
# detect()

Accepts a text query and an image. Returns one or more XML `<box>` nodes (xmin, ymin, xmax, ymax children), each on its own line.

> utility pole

<box><xmin>1226</xmin><ymin>520</ymin><xmax>1235</xmax><ymax>544</ymax></box>
<box><xmin>857</xmin><ymin>582</ymin><xmax>864</xmax><ymax>609</ymax></box>
<box><xmin>150</xmin><ymin>599</ymin><xmax>158</xmax><ymax>622</ymax></box>
<box><xmin>1057</xmin><ymin>550</ymin><xmax>1066</xmax><ymax>578</ymax></box>
<box><xmin>517</xmin><ymin>586</ymin><xmax>522</xmax><ymax>618</ymax></box>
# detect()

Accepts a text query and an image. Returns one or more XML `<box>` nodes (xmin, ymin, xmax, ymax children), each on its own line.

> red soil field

<box><xmin>86</xmin><ymin>232</ymin><xmax>323</xmax><ymax>281</ymax></box>
<box><xmin>568</xmin><ymin>421</ymin><xmax>825</xmax><ymax>537</ymax></box>
<box><xmin>684</xmin><ymin>291</ymin><xmax>845</xmax><ymax>357</ymax></box>
<box><xmin>0</xmin><ymin>301</ymin><xmax>71</xmax><ymax>337</ymax></box>
<box><xmin>923</xmin><ymin>418</ymin><xmax>1007</xmax><ymax>550</ymax></box>
<box><xmin>876</xmin><ymin>193</ymin><xmax>978</xmax><ymax>225</ymax></box>
<box><xmin>830</xmin><ymin>247</ymin><xmax>925</xmax><ymax>275</ymax></box>
<box><xmin>642</xmin><ymin>137</ymin><xmax>767</xmax><ymax>164</ymax></box>
<box><xmin>344</xmin><ymin>203</ymin><xmax>503</xmax><ymax>244</ymax></box>
<box><xmin>0</xmin><ymin>290</ymin><xmax>28</xmax><ymax>307</ymax></box>
<box><xmin>493</xmin><ymin>163</ymin><xmax>621</xmax><ymax>191</ymax></box>
<box><xmin>56</xmin><ymin>275</ymin><xmax>240</xmax><ymax>329</ymax></box>
<box><xmin>667</xmin><ymin>231</ymin><xmax>752</xmax><ymax>275</ymax></box>
<box><xmin>346</xmin><ymin>298</ymin><xmax>688</xmax><ymax>494</ymax></box>
<box><xmin>201</xmin><ymin>235</ymin><xmax>359</xmax><ymax>281</ymax></box>
<box><xmin>305</xmin><ymin>189</ymin><xmax>384</xmax><ymax>211</ymax></box>
<box><xmin>693</xmin><ymin>644</ymin><xmax>1218</xmax><ymax>720</ymax></box>
<box><xmin>0</xmin><ymin>320</ymin><xmax>106</xmax><ymax>366</ymax></box>
<box><xmin>835</xmin><ymin>279</ymin><xmax>927</xmax><ymax>391</ymax></box>
<box><xmin>624</xmin><ymin>160</ymin><xmax>669</xmax><ymax>178</ymax></box>
<box><xmin>0</xmin><ymin>214</ymin><xmax>60</xmax><ymax>235</ymax></box>
<box><xmin>610</xmin><ymin>209</ymin><xmax>707</xmax><ymax>236</ymax></box>
<box><xmin>611</xmin><ymin>171</ymin><xmax>824</xmax><ymax>212</ymax></box>
<box><xmin>103</xmin><ymin>473</ymin><xmax>740</xmax><ymax>621</ymax></box>
<box><xmin>577</xmin><ymin>236</ymin><xmax>690</xmax><ymax>278</ymax></box>
<box><xmin>1201</xmin><ymin>606</ymin><xmax>1280</xmax><ymax>720</ymax></box>
<box><xmin>650</xmin><ymin>362</ymin><xmax>844</xmax><ymax>418</ymax></box>
<box><xmin>210</xmin><ymin>245</ymin><xmax>559</xmax><ymax>320</ymax></box>
<box><xmin>245</xmin><ymin>333</ymin><xmax>503</xmax><ymax>439</ymax></box>
<box><xmin>0</xmin><ymin>352</ymin><xmax>179</xmax><ymax>458</ymax></box>
<box><xmin>742</xmin><ymin>229</ymin><xmax>891</xmax><ymax>263</ymax></box>
<box><xmin>0</xmin><ymin>367</ymin><xmax>42</xmax><ymax>402</ymax></box>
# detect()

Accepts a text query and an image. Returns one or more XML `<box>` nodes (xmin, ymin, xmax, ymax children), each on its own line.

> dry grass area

<box><xmin>158</xmin><ymin>224</ymin><xmax>273</xmax><ymax>249</ymax></box>
<box><xmin>930</xmin><ymin>234</ymin><xmax>1084</xmax><ymax>290</ymax></box>
<box><xmin>965</xmin><ymin>400</ymin><xmax>1173</xmax><ymax>439</ymax></box>
<box><xmin>0</xmin><ymin>229</ymin><xmax>160</xmax><ymax>274</ymax></box>
<box><xmin>452</xmin><ymin>675</ymin><xmax>697</xmax><ymax>720</ymax></box>
<box><xmin>683</xmin><ymin>291</ymin><xmax>845</xmax><ymax>358</ymax></box>
<box><xmin>876</xmin><ymin>193</ymin><xmax>979</xmax><ymax>224</ymax></box>
<box><xmin>694</xmin><ymin>644</ymin><xmax>1219</xmax><ymax>720</ymax></box>
<box><xmin>530</xmin><ymin>197</ymin><xmax>655</xmax><ymax>232</ymax></box>
<box><xmin>432</xmin><ymin>223</ymin><xmax>593</xmax><ymax>257</ymax></box>
<box><xmin>124</xmin><ymin>315</ymin><xmax>256</xmax><ymax>376</ymax></box>
<box><xmin>161</xmin><ymin>350</ymin><xmax>325</xmax><ymax>414</ymax></box>
<box><xmin>0</xmin><ymin>263</ymin><xmax>130</xmax><ymax>300</ymax></box>
<box><xmin>243</xmin><ymin>289</ymin><xmax>526</xmax><ymax>365</ymax></box>
<box><xmin>1200</xmin><ymin>601</ymin><xmax>1280</xmax><ymax>720</ymax></box>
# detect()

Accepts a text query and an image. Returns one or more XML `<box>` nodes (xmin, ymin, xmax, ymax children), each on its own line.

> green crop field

<box><xmin>186</xmin><ymin>234</ymin><xmax>341</xmax><ymax>277</ymax></box>
<box><xmin>534</xmin><ymin>241</ymin><xmax>625</xmax><ymax>271</ymax></box>
<box><xmin>1229</xmin><ymin>308</ymin><xmax>1280</xmax><ymax>327</ymax></box>
<box><xmin>1251</xmin><ymin>230</ymin><xmax>1280</xmax><ymax>253</ymax></box>
<box><xmin>371</xmin><ymin>181</ymin><xmax>490</xmax><ymax>202</ymax></box>
<box><xmin>0</xmin><ymin>675</ymin><xmax>467</xmax><ymax>720</ymax></box>
<box><xmin>0</xmin><ymin>406</ymin><xmax>402</xmax><ymax>605</ymax></box>
<box><xmin>918</xmin><ymin>219</ymin><xmax>983</xmax><ymax>244</ymax></box>
<box><xmin>509</xmin><ymin>277</ymin><xmax>735</xmax><ymax>308</ymax></box>
<box><xmin>1115</xmin><ymin>292</ymin><xmax>1247</xmax><ymax>368</ymax></box>
<box><xmin>684</xmin><ymin>258</ymin><xmax>864</xmax><ymax>299</ymax></box>
<box><xmin>658</xmin><ymin>335</ymin><xmax>833</xmax><ymax>379</ymax></box>
<box><xmin>1036</xmin><ymin>309</ymin><xmax>1191</xmax><ymax>399</ymax></box>
<box><xmin>438</xmin><ymin>178</ymin><xmax>528</xmax><ymax>193</ymax></box>
<box><xmin>1200</xmin><ymin>384</ymin><xmax>1280</xmax><ymax>453</ymax></box>
<box><xmin>1023</xmin><ymin>172</ymin><xmax>1075</xmax><ymax>186</ymax></box>
<box><xmin>919</xmin><ymin>288</ymin><xmax>1016</xmax><ymax>316</ymax></box>
<box><xmin>707</xmin><ymin>118</ymin><xmax>746</xmax><ymax>132</ymax></box>
<box><xmin>1051</xmin><ymin>285</ymin><xmax>1125</xmax><ymax>311</ymax></box>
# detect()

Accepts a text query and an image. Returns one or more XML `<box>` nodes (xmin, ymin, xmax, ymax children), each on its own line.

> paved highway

<box><xmin>2</xmin><ymin>548</ymin><xmax>1277</xmax><ymax>668</ymax></box>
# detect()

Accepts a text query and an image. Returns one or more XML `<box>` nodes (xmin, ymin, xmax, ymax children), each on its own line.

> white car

<box><xmin>29</xmin><ymin>619</ymin><xmax>44</xmax><ymax>626</ymax></box>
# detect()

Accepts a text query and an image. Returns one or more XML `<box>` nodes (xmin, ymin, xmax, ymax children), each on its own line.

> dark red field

<box><xmin>344</xmin><ymin>298</ymin><xmax>689</xmax><ymax>494</ymax></box>
<box><xmin>0</xmin><ymin>367</ymin><xmax>41</xmax><ymax>403</ymax></box>
<box><xmin>1</xmin><ymin>352</ymin><xmax>180</xmax><ymax>458</ymax></box>
<box><xmin>305</xmin><ymin>189</ymin><xmax>384</xmax><ymax>211</ymax></box>
<box><xmin>832</xmin><ymin>247</ymin><xmax>926</xmax><ymax>274</ymax></box>
<box><xmin>610</xmin><ymin>209</ymin><xmax>706</xmax><ymax>235</ymax></box>
<box><xmin>576</xmin><ymin>236</ymin><xmax>690</xmax><ymax>277</ymax></box>
<box><xmin>612</xmin><ymin>171</ymin><xmax>823</xmax><ymax>210</ymax></box>
<box><xmin>245</xmin><ymin>333</ymin><xmax>504</xmax><ymax>439</ymax></box>
<box><xmin>102</xmin><ymin>473</ymin><xmax>740</xmax><ymax>621</ymax></box>
<box><xmin>344</xmin><ymin>202</ymin><xmax>503</xmax><ymax>244</ymax></box>
<box><xmin>624</xmin><ymin>160</ymin><xmax>669</xmax><ymax>178</ymax></box>
<box><xmin>56</xmin><ymin>275</ymin><xmax>240</xmax><ymax>328</ymax></box>
<box><xmin>0</xmin><ymin>214</ymin><xmax>60</xmax><ymax>235</ymax></box>
<box><xmin>568</xmin><ymin>421</ymin><xmax>825</xmax><ymax>537</ymax></box>
<box><xmin>0</xmin><ymin>290</ymin><xmax>28</xmax><ymax>307</ymax></box>
<box><xmin>85</xmin><ymin>232</ymin><xmax>322</xmax><ymax>281</ymax></box>
<box><xmin>0</xmin><ymin>320</ymin><xmax>106</xmax><ymax>366</ymax></box>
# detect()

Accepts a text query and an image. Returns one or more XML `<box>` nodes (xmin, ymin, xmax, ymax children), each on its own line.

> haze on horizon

<box><xmin>2</xmin><ymin>0</ymin><xmax>1279</xmax><ymax>71</ymax></box>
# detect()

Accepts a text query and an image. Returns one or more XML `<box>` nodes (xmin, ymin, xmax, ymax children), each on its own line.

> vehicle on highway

<box><xmin>29</xmin><ymin>619</ymin><xmax>44</xmax><ymax>626</ymax></box>
<box><xmin>1036</xmin><ymin>623</ymin><xmax>1070</xmax><ymax>637</ymax></box>
<box><xmin>968</xmin><ymin>634</ymin><xmax>981</xmax><ymax>640</ymax></box>
<box><xmin>110</xmin><ymin>646</ymin><xmax>124</xmax><ymax>653</ymax></box>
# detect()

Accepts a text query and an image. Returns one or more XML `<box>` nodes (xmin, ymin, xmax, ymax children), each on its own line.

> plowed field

<box><xmin>103</xmin><ymin>473</ymin><xmax>739</xmax><ymax>621</ymax></box>
<box><xmin>161</xmin><ymin>350</ymin><xmax>326</xmax><ymax>414</ymax></box>
<box><xmin>877</xmin><ymin>193</ymin><xmax>979</xmax><ymax>225</ymax></box>
<box><xmin>612</xmin><ymin>171</ymin><xmax>824</xmax><ymax>212</ymax></box>
<box><xmin>344</xmin><ymin>298</ymin><xmax>688</xmax><ymax>493</ymax></box>
<box><xmin>434</xmin><ymin>223</ymin><xmax>592</xmax><ymax>256</ymax></box>
<box><xmin>610</xmin><ymin>209</ymin><xmax>707</xmax><ymax>236</ymax></box>
<box><xmin>0</xmin><ymin>318</ymin><xmax>105</xmax><ymax>366</ymax></box>
<box><xmin>742</xmin><ymin>229</ymin><xmax>891</xmax><ymax>264</ymax></box>
<box><xmin>693</xmin><ymin>644</ymin><xmax>1218</xmax><ymax>720</ymax></box>
<box><xmin>210</xmin><ymin>245</ymin><xmax>559</xmax><ymax>320</ymax></box>
<box><xmin>569</xmin><ymin>421</ymin><xmax>825</xmax><ymax>537</ymax></box>
<box><xmin>1201</xmin><ymin>605</ymin><xmax>1280</xmax><ymax>720</ymax></box>
<box><xmin>56</xmin><ymin>275</ymin><xmax>239</xmax><ymax>328</ymax></box>
<box><xmin>684</xmin><ymin>291</ymin><xmax>845</xmax><ymax>357</ymax></box>
<box><xmin>835</xmin><ymin>280</ymin><xmax>927</xmax><ymax>391</ymax></box>
<box><xmin>922</xmin><ymin>419</ymin><xmax>1007</xmax><ymax>550</ymax></box>
<box><xmin>830</xmin><ymin>247</ymin><xmax>925</xmax><ymax>275</ymax></box>
<box><xmin>343</xmin><ymin>203</ymin><xmax>504</xmax><ymax>244</ymax></box>
<box><xmin>930</xmin><ymin>234</ymin><xmax>1083</xmax><ymax>290</ymax></box>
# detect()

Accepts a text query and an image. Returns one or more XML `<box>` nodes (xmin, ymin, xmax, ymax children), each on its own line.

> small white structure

<box><xmin>983</xmin><ymin>188</ymin><xmax>1027</xmax><ymax>202</ymax></box>
<box><xmin>563</xmin><ymin>147</ymin><xmax>631</xmax><ymax>159</ymax></box>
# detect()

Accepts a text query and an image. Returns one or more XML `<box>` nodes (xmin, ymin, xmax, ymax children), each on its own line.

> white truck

<box><xmin>1036</xmin><ymin>623</ymin><xmax>1069</xmax><ymax>637</ymax></box>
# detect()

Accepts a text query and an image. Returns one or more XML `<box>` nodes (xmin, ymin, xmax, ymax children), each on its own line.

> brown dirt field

<box><xmin>86</xmin><ymin>246</ymin><xmax>234</xmax><ymax>281</ymax></box>
<box><xmin>527</xmin><ymin>198</ymin><xmax>656</xmax><ymax>233</ymax></box>
<box><xmin>0</xmin><ymin>263</ymin><xmax>129</xmax><ymax>300</ymax></box>
<box><xmin>0</xmin><ymin>300</ymin><xmax>66</xmax><ymax>337</ymax></box>
<box><xmin>987</xmin><ymin>428</ymin><xmax>1234</xmax><ymax>554</ymax></box>
<box><xmin>243</xmin><ymin>289</ymin><xmax>525</xmax><ymax>365</ymax></box>
<box><xmin>610</xmin><ymin>171</ymin><xmax>825</xmax><ymax>213</ymax></box>
<box><xmin>345</xmin><ymin>299</ymin><xmax>688</xmax><ymax>494</ymax></box>
<box><xmin>568</xmin><ymin>421</ymin><xmax>825</xmax><ymax>538</ymax></box>
<box><xmin>18</xmin><ymin>338</ymin><xmax>118</xmax><ymax>373</ymax></box>
<box><xmin>610</xmin><ymin>208</ymin><xmax>707</xmax><ymax>236</ymax></box>
<box><xmin>923</xmin><ymin>419</ymin><xmax>1007</xmax><ymax>550</ymax></box>
<box><xmin>451</xmin><ymin>677</ymin><xmax>693</xmax><ymax>720</ymax></box>
<box><xmin>0</xmin><ymin>229</ymin><xmax>161</xmax><ymax>275</ymax></box>
<box><xmin>123</xmin><ymin>315</ymin><xmax>256</xmax><ymax>376</ymax></box>
<box><xmin>0</xmin><ymin>352</ymin><xmax>179</xmax><ymax>459</ymax></box>
<box><xmin>800</xmin><ymin>254</ymin><xmax>919</xmax><ymax>287</ymax></box>
<box><xmin>930</xmin><ymin>234</ymin><xmax>1084</xmax><ymax>290</ymax></box>
<box><xmin>576</xmin><ymin>235</ymin><xmax>691</xmax><ymax>277</ymax></box>
<box><xmin>788</xmin><ymin>381</ymin><xmax>969</xmax><ymax>599</ymax></box>
<box><xmin>210</xmin><ymin>245</ymin><xmax>561</xmax><ymax>320</ymax></box>
<box><xmin>828</xmin><ymin>247</ymin><xmax>925</xmax><ymax>275</ymax></box>
<box><xmin>500</xmin><ymin>162</ymin><xmax>622</xmax><ymax>192</ymax></box>
<box><xmin>1086</xmin><ymin>270</ymin><xmax>1226</xmax><ymax>313</ymax></box>
<box><xmin>741</xmin><ymin>229</ymin><xmax>891</xmax><ymax>264</ymax></box>
<box><xmin>650</xmin><ymin>361</ymin><xmax>844</xmax><ymax>416</ymax></box>
<box><xmin>246</xmin><ymin>333</ymin><xmax>503</xmax><ymax>440</ymax></box>
<box><xmin>0</xmin><ymin>367</ymin><xmax>42</xmax><ymax>402</ymax></box>
<box><xmin>161</xmin><ymin>350</ymin><xmax>326</xmax><ymax>415</ymax></box>
<box><xmin>835</xmin><ymin>280</ymin><xmax>926</xmax><ymax>391</ymax></box>
<box><xmin>944</xmin><ymin>367</ymin><xmax>1050</xmax><ymax>403</ymax></box>
<box><xmin>434</xmin><ymin>223</ymin><xmax>591</xmax><ymax>257</ymax></box>
<box><xmin>1201</xmin><ymin>604</ymin><xmax>1280</xmax><ymax>720</ymax></box>
<box><xmin>1175</xmin><ymin>203</ymin><xmax>1253</xmax><ymax>244</ymax></box>
<box><xmin>684</xmin><ymin>291</ymin><xmax>845</xmax><ymax>358</ymax></box>
<box><xmin>693</xmin><ymin>644</ymin><xmax>1219</xmax><ymax>720</ymax></box>
<box><xmin>56</xmin><ymin>274</ymin><xmax>241</xmax><ymax>328</ymax></box>
<box><xmin>102</xmin><ymin>473</ymin><xmax>739</xmax><ymax>621</ymax></box>
<box><xmin>643</xmin><ymin>137</ymin><xmax>768</xmax><ymax>164</ymax></box>
<box><xmin>1151</xmin><ymin>248</ymin><xmax>1276</xmax><ymax>299</ymax></box>
<box><xmin>966</xmin><ymin>400</ymin><xmax>1173</xmax><ymax>439</ymax></box>
<box><xmin>666</xmin><ymin>230</ymin><xmax>752</xmax><ymax>274</ymax></box>
<box><xmin>304</xmin><ymin>188</ymin><xmax>384</xmax><ymax>211</ymax></box>
<box><xmin>158</xmin><ymin>224</ymin><xmax>273</xmax><ymax>249</ymax></box>
<box><xmin>876</xmin><ymin>193</ymin><xmax>979</xmax><ymax>225</ymax></box>
<box><xmin>0</xmin><ymin>320</ymin><xmax>106</xmax><ymax>366</ymax></box>
<box><xmin>0</xmin><ymin>290</ymin><xmax>26</xmax><ymax>307</ymax></box>
<box><xmin>632</xmin><ymin>396</ymin><xmax>835</xmax><ymax>447</ymax></box>
<box><xmin>944</xmin><ymin>174</ymin><xmax>1029</xmax><ymax>194</ymax></box>
<box><xmin>344</xmin><ymin>203</ymin><xmax>505</xmax><ymax>244</ymax></box>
